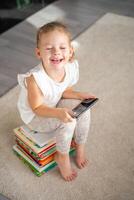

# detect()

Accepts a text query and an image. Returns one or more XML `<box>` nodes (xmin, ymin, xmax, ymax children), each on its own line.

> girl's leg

<box><xmin>56</xmin><ymin>98</ymin><xmax>81</xmax><ymax>153</ymax></box>
<box><xmin>54</xmin><ymin>119</ymin><xmax>78</xmax><ymax>181</ymax></box>
<box><xmin>28</xmin><ymin>99</ymin><xmax>90</xmax><ymax>179</ymax></box>
<box><xmin>27</xmin><ymin>103</ymin><xmax>77</xmax><ymax>181</ymax></box>
<box><xmin>74</xmin><ymin>109</ymin><xmax>91</xmax><ymax>168</ymax></box>
<box><xmin>57</xmin><ymin>99</ymin><xmax>91</xmax><ymax>169</ymax></box>
<box><xmin>27</xmin><ymin>115</ymin><xmax>61</xmax><ymax>133</ymax></box>
<box><xmin>55</xmin><ymin>99</ymin><xmax>80</xmax><ymax>181</ymax></box>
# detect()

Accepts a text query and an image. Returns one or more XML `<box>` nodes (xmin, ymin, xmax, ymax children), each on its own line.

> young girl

<box><xmin>17</xmin><ymin>21</ymin><xmax>94</xmax><ymax>181</ymax></box>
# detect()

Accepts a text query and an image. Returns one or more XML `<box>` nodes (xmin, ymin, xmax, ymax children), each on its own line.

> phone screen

<box><xmin>81</xmin><ymin>98</ymin><xmax>98</xmax><ymax>107</ymax></box>
<box><xmin>72</xmin><ymin>98</ymin><xmax>98</xmax><ymax>118</ymax></box>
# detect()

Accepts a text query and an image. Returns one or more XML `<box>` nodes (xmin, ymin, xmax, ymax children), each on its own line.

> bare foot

<box><xmin>75</xmin><ymin>144</ymin><xmax>88</xmax><ymax>169</ymax></box>
<box><xmin>54</xmin><ymin>152</ymin><xmax>77</xmax><ymax>181</ymax></box>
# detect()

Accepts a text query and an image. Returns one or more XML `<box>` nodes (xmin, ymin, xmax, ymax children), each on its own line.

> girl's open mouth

<box><xmin>50</xmin><ymin>58</ymin><xmax>63</xmax><ymax>64</ymax></box>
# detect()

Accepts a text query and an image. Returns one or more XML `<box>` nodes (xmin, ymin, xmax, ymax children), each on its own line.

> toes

<box><xmin>72</xmin><ymin>169</ymin><xmax>77</xmax><ymax>177</ymax></box>
<box><xmin>66</xmin><ymin>175</ymin><xmax>73</xmax><ymax>181</ymax></box>
<box><xmin>54</xmin><ymin>153</ymin><xmax>77</xmax><ymax>181</ymax></box>
<box><xmin>77</xmin><ymin>159</ymin><xmax>88</xmax><ymax>169</ymax></box>
<box><xmin>82</xmin><ymin>159</ymin><xmax>88</xmax><ymax>167</ymax></box>
<box><xmin>65</xmin><ymin>170</ymin><xmax>77</xmax><ymax>181</ymax></box>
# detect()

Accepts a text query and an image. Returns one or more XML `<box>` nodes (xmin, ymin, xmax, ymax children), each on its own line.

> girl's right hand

<box><xmin>56</xmin><ymin>108</ymin><xmax>74</xmax><ymax>123</ymax></box>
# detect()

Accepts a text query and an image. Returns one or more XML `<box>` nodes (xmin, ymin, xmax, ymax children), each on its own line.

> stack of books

<box><xmin>13</xmin><ymin>125</ymin><xmax>75</xmax><ymax>176</ymax></box>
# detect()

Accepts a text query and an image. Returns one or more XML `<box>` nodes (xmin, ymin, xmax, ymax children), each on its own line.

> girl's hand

<box><xmin>78</xmin><ymin>92</ymin><xmax>96</xmax><ymax>101</ymax></box>
<box><xmin>56</xmin><ymin>108</ymin><xmax>74</xmax><ymax>123</ymax></box>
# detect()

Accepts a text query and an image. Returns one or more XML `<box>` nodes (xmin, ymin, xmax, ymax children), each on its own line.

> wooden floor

<box><xmin>0</xmin><ymin>0</ymin><xmax>134</xmax><ymax>97</ymax></box>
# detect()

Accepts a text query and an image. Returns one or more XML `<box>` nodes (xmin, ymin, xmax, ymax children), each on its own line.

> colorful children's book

<box><xmin>15</xmin><ymin>136</ymin><xmax>56</xmax><ymax>160</ymax></box>
<box><xmin>13</xmin><ymin>144</ymin><xmax>75</xmax><ymax>176</ymax></box>
<box><xmin>16</xmin><ymin>138</ymin><xmax>56</xmax><ymax>165</ymax></box>
<box><xmin>20</xmin><ymin>125</ymin><xmax>56</xmax><ymax>147</ymax></box>
<box><xmin>16</xmin><ymin>138</ymin><xmax>56</xmax><ymax>166</ymax></box>
<box><xmin>14</xmin><ymin>127</ymin><xmax>56</xmax><ymax>156</ymax></box>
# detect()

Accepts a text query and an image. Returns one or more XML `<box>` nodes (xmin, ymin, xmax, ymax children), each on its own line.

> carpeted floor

<box><xmin>0</xmin><ymin>13</ymin><xmax>134</xmax><ymax>200</ymax></box>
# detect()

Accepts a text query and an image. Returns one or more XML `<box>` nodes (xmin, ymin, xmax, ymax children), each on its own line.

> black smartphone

<box><xmin>72</xmin><ymin>98</ymin><xmax>99</xmax><ymax>118</ymax></box>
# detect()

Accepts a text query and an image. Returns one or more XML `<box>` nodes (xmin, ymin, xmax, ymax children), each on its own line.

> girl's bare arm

<box><xmin>62</xmin><ymin>87</ymin><xmax>96</xmax><ymax>100</ymax></box>
<box><xmin>26</xmin><ymin>76</ymin><xmax>73</xmax><ymax>122</ymax></box>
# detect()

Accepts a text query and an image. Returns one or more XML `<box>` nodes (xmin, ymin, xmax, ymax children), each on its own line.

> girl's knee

<box><xmin>80</xmin><ymin>109</ymin><xmax>91</xmax><ymax>120</ymax></box>
<box><xmin>64</xmin><ymin>118</ymin><xmax>76</xmax><ymax>130</ymax></box>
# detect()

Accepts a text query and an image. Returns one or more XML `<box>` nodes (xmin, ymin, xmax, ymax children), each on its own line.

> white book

<box><xmin>20</xmin><ymin>125</ymin><xmax>56</xmax><ymax>147</ymax></box>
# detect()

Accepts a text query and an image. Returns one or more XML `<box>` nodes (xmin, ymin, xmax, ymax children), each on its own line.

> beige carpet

<box><xmin>0</xmin><ymin>13</ymin><xmax>134</xmax><ymax>200</ymax></box>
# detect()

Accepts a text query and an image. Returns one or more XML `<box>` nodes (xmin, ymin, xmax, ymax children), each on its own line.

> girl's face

<box><xmin>36</xmin><ymin>30</ymin><xmax>73</xmax><ymax>71</ymax></box>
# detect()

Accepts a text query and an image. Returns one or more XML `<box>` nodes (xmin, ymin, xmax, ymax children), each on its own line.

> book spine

<box><xmin>13</xmin><ymin>148</ymin><xmax>43</xmax><ymax>176</ymax></box>
<box><xmin>16</xmin><ymin>137</ymin><xmax>39</xmax><ymax>159</ymax></box>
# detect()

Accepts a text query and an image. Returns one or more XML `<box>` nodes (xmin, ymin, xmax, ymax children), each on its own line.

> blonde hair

<box><xmin>37</xmin><ymin>21</ymin><xmax>71</xmax><ymax>47</ymax></box>
<box><xmin>36</xmin><ymin>21</ymin><xmax>75</xmax><ymax>61</ymax></box>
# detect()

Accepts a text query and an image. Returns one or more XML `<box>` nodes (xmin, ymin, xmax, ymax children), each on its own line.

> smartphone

<box><xmin>72</xmin><ymin>98</ymin><xmax>99</xmax><ymax>118</ymax></box>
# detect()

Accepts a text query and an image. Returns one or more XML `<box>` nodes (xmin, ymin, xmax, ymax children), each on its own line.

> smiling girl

<box><xmin>17</xmin><ymin>21</ymin><xmax>93</xmax><ymax>181</ymax></box>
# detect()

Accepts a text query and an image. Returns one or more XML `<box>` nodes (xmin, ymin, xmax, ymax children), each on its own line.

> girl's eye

<box><xmin>46</xmin><ymin>48</ymin><xmax>52</xmax><ymax>50</ymax></box>
<box><xmin>60</xmin><ymin>47</ymin><xmax>66</xmax><ymax>50</ymax></box>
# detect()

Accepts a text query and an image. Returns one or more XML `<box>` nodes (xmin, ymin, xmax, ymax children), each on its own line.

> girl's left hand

<box><xmin>78</xmin><ymin>92</ymin><xmax>96</xmax><ymax>100</ymax></box>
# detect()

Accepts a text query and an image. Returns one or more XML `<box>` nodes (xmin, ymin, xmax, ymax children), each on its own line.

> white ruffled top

<box><xmin>17</xmin><ymin>60</ymin><xmax>79</xmax><ymax>124</ymax></box>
